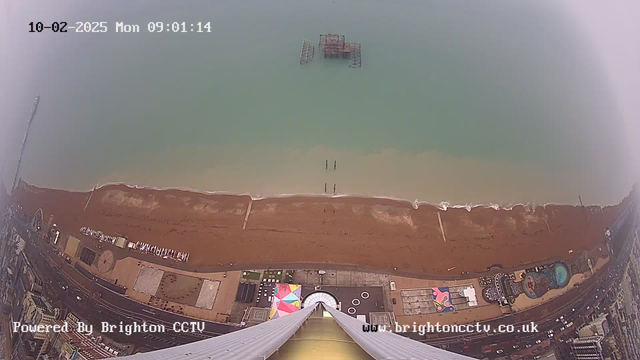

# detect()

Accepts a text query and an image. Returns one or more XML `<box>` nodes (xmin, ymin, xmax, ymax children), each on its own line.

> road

<box><xmin>8</xmin><ymin>198</ymin><xmax>638</xmax><ymax>357</ymax></box>
<box><xmin>419</xmin><ymin>202</ymin><xmax>638</xmax><ymax>359</ymax></box>
<box><xmin>16</xmin><ymin>223</ymin><xmax>239</xmax><ymax>353</ymax></box>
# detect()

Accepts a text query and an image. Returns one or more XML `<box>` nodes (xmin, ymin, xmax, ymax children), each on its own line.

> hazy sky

<box><xmin>559</xmin><ymin>1</ymin><xmax>640</xmax><ymax>180</ymax></box>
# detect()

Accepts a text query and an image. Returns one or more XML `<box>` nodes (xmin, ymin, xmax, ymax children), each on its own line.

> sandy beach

<box><xmin>13</xmin><ymin>182</ymin><xmax>629</xmax><ymax>275</ymax></box>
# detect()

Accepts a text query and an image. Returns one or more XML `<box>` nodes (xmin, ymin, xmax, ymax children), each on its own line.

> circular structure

<box><xmin>96</xmin><ymin>250</ymin><xmax>115</xmax><ymax>273</ymax></box>
<box><xmin>554</xmin><ymin>263</ymin><xmax>570</xmax><ymax>287</ymax></box>
<box><xmin>352</xmin><ymin>298</ymin><xmax>360</xmax><ymax>306</ymax></box>
<box><xmin>158</xmin><ymin>273</ymin><xmax>203</xmax><ymax>302</ymax></box>
<box><xmin>482</xmin><ymin>286</ymin><xmax>499</xmax><ymax>303</ymax></box>
<box><xmin>347</xmin><ymin>307</ymin><xmax>356</xmax><ymax>315</ymax></box>
<box><xmin>361</xmin><ymin>291</ymin><xmax>370</xmax><ymax>299</ymax></box>
<box><xmin>302</xmin><ymin>291</ymin><xmax>338</xmax><ymax>309</ymax></box>
<box><xmin>521</xmin><ymin>263</ymin><xmax>571</xmax><ymax>299</ymax></box>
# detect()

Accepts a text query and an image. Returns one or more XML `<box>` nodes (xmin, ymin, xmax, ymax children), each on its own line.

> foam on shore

<box><xmin>73</xmin><ymin>181</ymin><xmax>618</xmax><ymax>211</ymax></box>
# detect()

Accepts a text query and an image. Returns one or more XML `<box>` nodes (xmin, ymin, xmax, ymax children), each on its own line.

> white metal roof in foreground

<box><xmin>112</xmin><ymin>305</ymin><xmax>316</xmax><ymax>360</ymax></box>
<box><xmin>113</xmin><ymin>303</ymin><xmax>473</xmax><ymax>360</ymax></box>
<box><xmin>324</xmin><ymin>305</ymin><xmax>472</xmax><ymax>360</ymax></box>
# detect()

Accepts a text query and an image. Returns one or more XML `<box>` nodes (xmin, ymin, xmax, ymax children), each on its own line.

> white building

<box><xmin>569</xmin><ymin>336</ymin><xmax>605</xmax><ymax>360</ymax></box>
<box><xmin>578</xmin><ymin>313</ymin><xmax>609</xmax><ymax>337</ymax></box>
<box><xmin>21</xmin><ymin>291</ymin><xmax>57</xmax><ymax>358</ymax></box>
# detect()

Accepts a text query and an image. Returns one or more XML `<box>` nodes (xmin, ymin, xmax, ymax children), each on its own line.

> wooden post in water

<box><xmin>299</xmin><ymin>39</ymin><xmax>315</xmax><ymax>64</ymax></box>
<box><xmin>324</xmin><ymin>183</ymin><xmax>327</xmax><ymax>193</ymax></box>
<box><xmin>334</xmin><ymin>184</ymin><xmax>336</xmax><ymax>194</ymax></box>
<box><xmin>334</xmin><ymin>160</ymin><xmax>336</xmax><ymax>170</ymax></box>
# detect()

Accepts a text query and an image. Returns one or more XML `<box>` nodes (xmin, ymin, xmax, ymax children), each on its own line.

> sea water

<box><xmin>1</xmin><ymin>0</ymin><xmax>633</xmax><ymax>205</ymax></box>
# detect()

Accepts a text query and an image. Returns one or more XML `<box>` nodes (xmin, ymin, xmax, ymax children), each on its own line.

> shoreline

<box><xmin>22</xmin><ymin>180</ymin><xmax>630</xmax><ymax>209</ymax></box>
<box><xmin>12</xmin><ymin>181</ymin><xmax>631</xmax><ymax>276</ymax></box>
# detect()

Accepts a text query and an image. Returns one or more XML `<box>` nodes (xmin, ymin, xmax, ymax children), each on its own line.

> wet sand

<box><xmin>13</xmin><ymin>182</ymin><xmax>629</xmax><ymax>275</ymax></box>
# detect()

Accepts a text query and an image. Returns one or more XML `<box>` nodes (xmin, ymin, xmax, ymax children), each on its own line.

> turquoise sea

<box><xmin>1</xmin><ymin>0</ymin><xmax>633</xmax><ymax>204</ymax></box>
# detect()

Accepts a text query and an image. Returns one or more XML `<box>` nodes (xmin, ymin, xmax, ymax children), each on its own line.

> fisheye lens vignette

<box><xmin>1</xmin><ymin>1</ymin><xmax>639</xmax><ymax>360</ymax></box>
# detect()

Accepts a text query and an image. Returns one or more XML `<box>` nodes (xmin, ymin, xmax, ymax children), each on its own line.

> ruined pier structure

<box><xmin>319</xmin><ymin>34</ymin><xmax>362</xmax><ymax>68</ymax></box>
<box><xmin>299</xmin><ymin>33</ymin><xmax>362</xmax><ymax>68</ymax></box>
<box><xmin>299</xmin><ymin>39</ymin><xmax>315</xmax><ymax>64</ymax></box>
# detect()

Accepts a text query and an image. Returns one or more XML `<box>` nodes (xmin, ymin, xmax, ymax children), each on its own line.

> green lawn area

<box><xmin>242</xmin><ymin>271</ymin><xmax>261</xmax><ymax>280</ymax></box>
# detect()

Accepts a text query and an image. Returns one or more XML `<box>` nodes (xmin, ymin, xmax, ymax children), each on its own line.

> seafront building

<box><xmin>568</xmin><ymin>336</ymin><xmax>605</xmax><ymax>360</ymax></box>
<box><xmin>577</xmin><ymin>313</ymin><xmax>609</xmax><ymax>338</ymax></box>
<box><xmin>21</xmin><ymin>291</ymin><xmax>57</xmax><ymax>358</ymax></box>
<box><xmin>47</xmin><ymin>319</ymin><xmax>116</xmax><ymax>359</ymax></box>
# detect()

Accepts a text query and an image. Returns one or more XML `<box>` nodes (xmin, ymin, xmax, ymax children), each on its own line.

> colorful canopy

<box><xmin>269</xmin><ymin>284</ymin><xmax>302</xmax><ymax>319</ymax></box>
<box><xmin>432</xmin><ymin>287</ymin><xmax>454</xmax><ymax>313</ymax></box>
